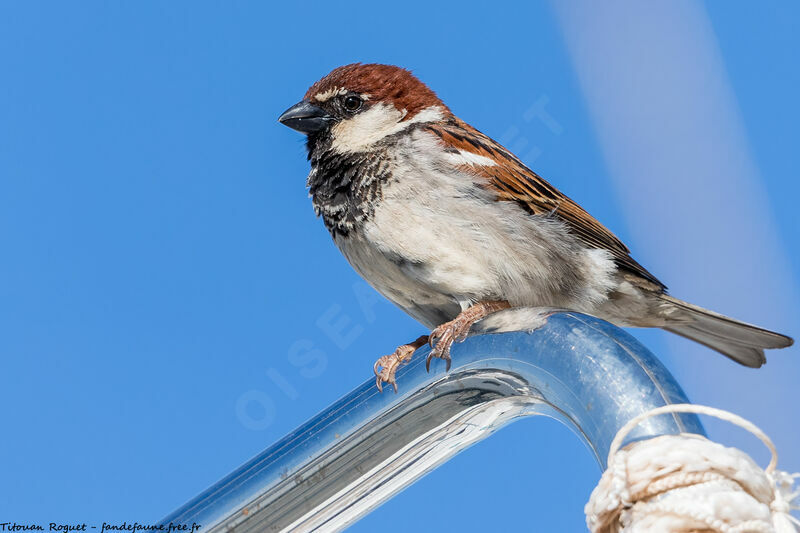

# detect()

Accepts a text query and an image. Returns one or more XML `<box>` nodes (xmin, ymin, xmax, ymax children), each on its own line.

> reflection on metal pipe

<box><xmin>160</xmin><ymin>310</ymin><xmax>705</xmax><ymax>532</ymax></box>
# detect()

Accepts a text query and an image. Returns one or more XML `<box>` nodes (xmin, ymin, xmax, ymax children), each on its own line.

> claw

<box><xmin>373</xmin><ymin>357</ymin><xmax>387</xmax><ymax>393</ymax></box>
<box><xmin>374</xmin><ymin>369</ymin><xmax>396</xmax><ymax>394</ymax></box>
<box><xmin>426</xmin><ymin>320</ymin><xmax>457</xmax><ymax>373</ymax></box>
<box><xmin>374</xmin><ymin>355</ymin><xmax>399</xmax><ymax>393</ymax></box>
<box><xmin>426</xmin><ymin>351</ymin><xmax>452</xmax><ymax>372</ymax></box>
<box><xmin>374</xmin><ymin>375</ymin><xmax>396</xmax><ymax>394</ymax></box>
<box><xmin>428</xmin><ymin>331</ymin><xmax>440</xmax><ymax>348</ymax></box>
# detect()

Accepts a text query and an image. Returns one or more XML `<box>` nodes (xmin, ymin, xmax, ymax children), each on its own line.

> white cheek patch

<box><xmin>330</xmin><ymin>104</ymin><xmax>446</xmax><ymax>154</ymax></box>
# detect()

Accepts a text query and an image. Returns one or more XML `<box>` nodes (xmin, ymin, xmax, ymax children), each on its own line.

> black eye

<box><xmin>343</xmin><ymin>95</ymin><xmax>362</xmax><ymax>112</ymax></box>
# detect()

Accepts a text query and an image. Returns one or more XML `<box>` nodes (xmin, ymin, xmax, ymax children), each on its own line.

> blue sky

<box><xmin>0</xmin><ymin>1</ymin><xmax>797</xmax><ymax>531</ymax></box>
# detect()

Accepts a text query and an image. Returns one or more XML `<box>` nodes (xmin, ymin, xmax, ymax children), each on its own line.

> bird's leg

<box><xmin>374</xmin><ymin>335</ymin><xmax>429</xmax><ymax>393</ymax></box>
<box><xmin>427</xmin><ymin>300</ymin><xmax>511</xmax><ymax>371</ymax></box>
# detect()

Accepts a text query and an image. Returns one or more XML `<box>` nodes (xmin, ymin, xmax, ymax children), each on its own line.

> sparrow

<box><xmin>278</xmin><ymin>63</ymin><xmax>793</xmax><ymax>392</ymax></box>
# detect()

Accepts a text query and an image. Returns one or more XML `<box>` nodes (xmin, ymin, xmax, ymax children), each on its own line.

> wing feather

<box><xmin>425</xmin><ymin>119</ymin><xmax>666</xmax><ymax>290</ymax></box>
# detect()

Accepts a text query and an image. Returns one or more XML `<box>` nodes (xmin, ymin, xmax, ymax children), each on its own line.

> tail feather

<box><xmin>659</xmin><ymin>295</ymin><xmax>793</xmax><ymax>368</ymax></box>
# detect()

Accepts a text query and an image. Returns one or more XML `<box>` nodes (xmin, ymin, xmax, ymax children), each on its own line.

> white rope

<box><xmin>586</xmin><ymin>404</ymin><xmax>800</xmax><ymax>533</ymax></box>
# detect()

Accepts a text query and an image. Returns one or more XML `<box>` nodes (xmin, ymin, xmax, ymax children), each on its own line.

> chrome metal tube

<box><xmin>160</xmin><ymin>311</ymin><xmax>704</xmax><ymax>532</ymax></box>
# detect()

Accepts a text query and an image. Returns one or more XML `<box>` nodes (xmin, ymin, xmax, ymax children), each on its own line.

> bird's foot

<box><xmin>427</xmin><ymin>300</ymin><xmax>511</xmax><ymax>371</ymax></box>
<box><xmin>374</xmin><ymin>335</ymin><xmax>429</xmax><ymax>393</ymax></box>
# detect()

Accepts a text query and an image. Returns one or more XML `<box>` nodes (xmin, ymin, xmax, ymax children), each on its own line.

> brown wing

<box><xmin>425</xmin><ymin>119</ymin><xmax>666</xmax><ymax>290</ymax></box>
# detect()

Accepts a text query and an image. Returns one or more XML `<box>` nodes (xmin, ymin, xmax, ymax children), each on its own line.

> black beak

<box><xmin>278</xmin><ymin>101</ymin><xmax>333</xmax><ymax>134</ymax></box>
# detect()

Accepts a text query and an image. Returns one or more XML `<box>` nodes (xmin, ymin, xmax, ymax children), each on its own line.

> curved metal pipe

<box><xmin>160</xmin><ymin>310</ymin><xmax>704</xmax><ymax>532</ymax></box>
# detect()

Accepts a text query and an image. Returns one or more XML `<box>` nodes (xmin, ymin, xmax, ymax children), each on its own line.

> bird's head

<box><xmin>279</xmin><ymin>63</ymin><xmax>450</xmax><ymax>154</ymax></box>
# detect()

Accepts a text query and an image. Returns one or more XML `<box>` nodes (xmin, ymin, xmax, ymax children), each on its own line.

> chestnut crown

<box><xmin>303</xmin><ymin>63</ymin><xmax>448</xmax><ymax>119</ymax></box>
